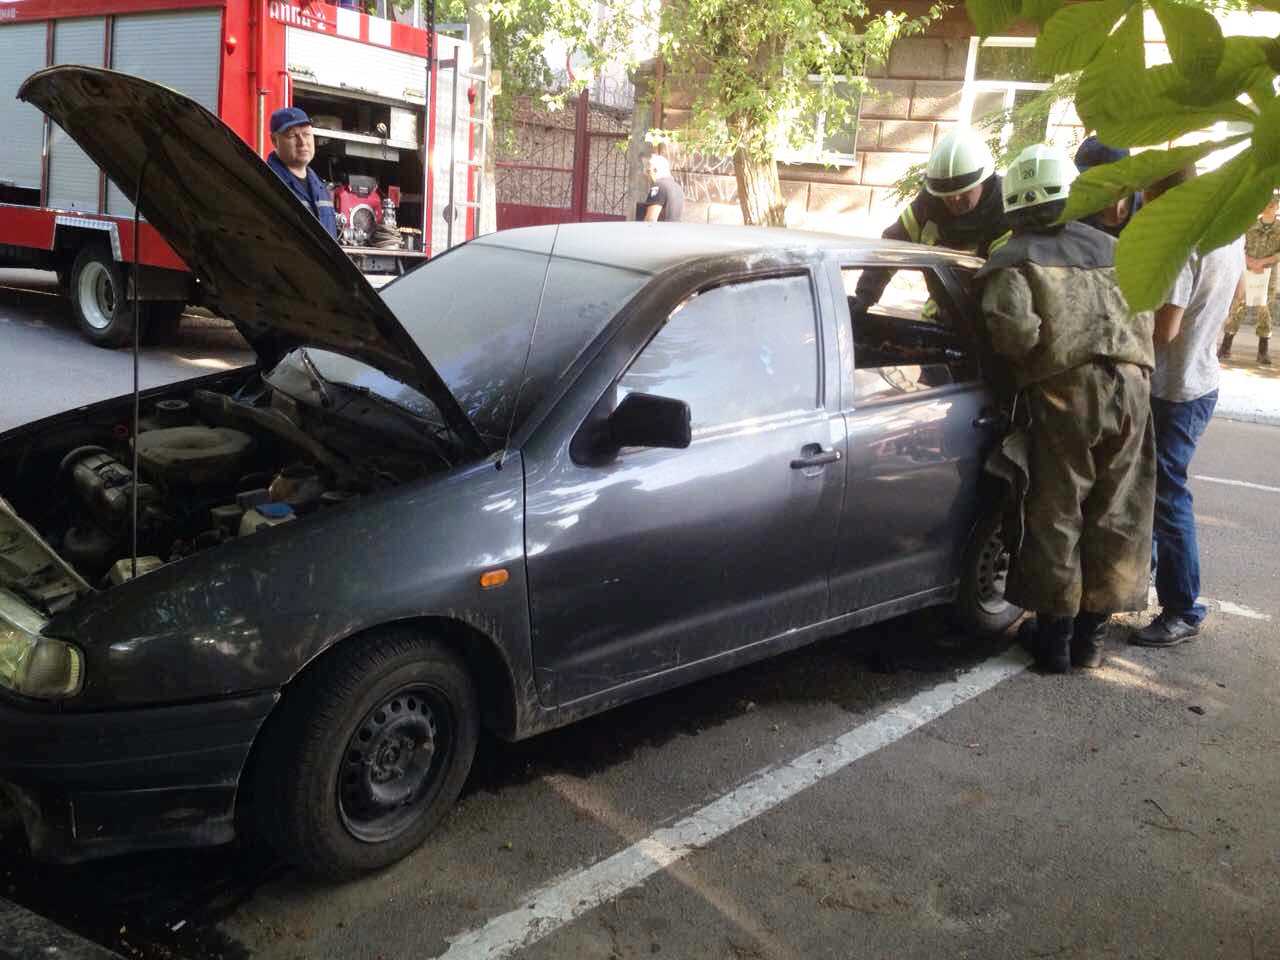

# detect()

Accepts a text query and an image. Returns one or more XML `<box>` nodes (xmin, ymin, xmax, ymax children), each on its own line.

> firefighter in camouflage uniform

<box><xmin>1219</xmin><ymin>194</ymin><xmax>1278</xmax><ymax>366</ymax></box>
<box><xmin>977</xmin><ymin>144</ymin><xmax>1156</xmax><ymax>674</ymax></box>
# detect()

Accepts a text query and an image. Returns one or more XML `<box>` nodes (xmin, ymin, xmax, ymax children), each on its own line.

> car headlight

<box><xmin>0</xmin><ymin>590</ymin><xmax>83</xmax><ymax>699</ymax></box>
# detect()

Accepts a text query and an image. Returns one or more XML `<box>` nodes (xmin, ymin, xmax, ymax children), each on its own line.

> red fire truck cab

<box><xmin>0</xmin><ymin>0</ymin><xmax>477</xmax><ymax>346</ymax></box>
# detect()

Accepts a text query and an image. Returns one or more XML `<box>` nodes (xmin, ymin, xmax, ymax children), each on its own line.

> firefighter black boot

<box><xmin>1218</xmin><ymin>331</ymin><xmax>1235</xmax><ymax>359</ymax></box>
<box><xmin>1035</xmin><ymin>616</ymin><xmax>1073</xmax><ymax>674</ymax></box>
<box><xmin>1072</xmin><ymin>611</ymin><xmax>1109</xmax><ymax>669</ymax></box>
<box><xmin>1259</xmin><ymin>337</ymin><xmax>1272</xmax><ymax>366</ymax></box>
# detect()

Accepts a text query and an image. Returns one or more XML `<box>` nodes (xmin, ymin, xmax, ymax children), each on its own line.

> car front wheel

<box><xmin>954</xmin><ymin>506</ymin><xmax>1023</xmax><ymax>637</ymax></box>
<box><xmin>253</xmin><ymin>627</ymin><xmax>479</xmax><ymax>878</ymax></box>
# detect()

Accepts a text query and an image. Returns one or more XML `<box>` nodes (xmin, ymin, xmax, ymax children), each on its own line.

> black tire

<box><xmin>68</xmin><ymin>245</ymin><xmax>135</xmax><ymax>348</ymax></box>
<box><xmin>252</xmin><ymin>626</ymin><xmax>478</xmax><ymax>879</ymax></box>
<box><xmin>142</xmin><ymin>301</ymin><xmax>186</xmax><ymax>345</ymax></box>
<box><xmin>954</xmin><ymin>506</ymin><xmax>1023</xmax><ymax>637</ymax></box>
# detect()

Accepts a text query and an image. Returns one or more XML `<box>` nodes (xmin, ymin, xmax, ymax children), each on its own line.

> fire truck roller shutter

<box><xmin>105</xmin><ymin>9</ymin><xmax>222</xmax><ymax>218</ymax></box>
<box><xmin>48</xmin><ymin>18</ymin><xmax>108</xmax><ymax>213</ymax></box>
<box><xmin>0</xmin><ymin>23</ymin><xmax>47</xmax><ymax>192</ymax></box>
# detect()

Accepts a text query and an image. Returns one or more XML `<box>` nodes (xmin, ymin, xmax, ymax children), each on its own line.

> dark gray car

<box><xmin>0</xmin><ymin>67</ymin><xmax>1018</xmax><ymax>878</ymax></box>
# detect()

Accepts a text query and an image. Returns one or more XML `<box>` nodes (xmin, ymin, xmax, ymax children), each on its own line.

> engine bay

<box><xmin>0</xmin><ymin>369</ymin><xmax>444</xmax><ymax>614</ymax></box>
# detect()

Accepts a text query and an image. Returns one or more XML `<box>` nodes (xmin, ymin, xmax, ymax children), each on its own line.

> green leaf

<box><xmin>1200</xmin><ymin>160</ymin><xmax>1280</xmax><ymax>252</ymax></box>
<box><xmin>966</xmin><ymin>0</ymin><xmax>1022</xmax><ymax>35</ymax></box>
<box><xmin>1062</xmin><ymin>136</ymin><xmax>1250</xmax><ymax>222</ymax></box>
<box><xmin>1146</xmin><ymin>37</ymin><xmax>1270</xmax><ymax>107</ymax></box>
<box><xmin>1092</xmin><ymin>102</ymin><xmax>1255</xmax><ymax>148</ymax></box>
<box><xmin>1152</xmin><ymin>0</ymin><xmax>1224</xmax><ymax>83</ymax></box>
<box><xmin>1076</xmin><ymin>6</ymin><xmax>1145</xmax><ymax>135</ymax></box>
<box><xmin>1034</xmin><ymin>0</ymin><xmax>1127</xmax><ymax>75</ymax></box>
<box><xmin>1255</xmin><ymin>98</ymin><xmax>1280</xmax><ymax>168</ymax></box>
<box><xmin>1020</xmin><ymin>0</ymin><xmax>1064</xmax><ymax>27</ymax></box>
<box><xmin>1116</xmin><ymin>153</ymin><xmax>1249</xmax><ymax>311</ymax></box>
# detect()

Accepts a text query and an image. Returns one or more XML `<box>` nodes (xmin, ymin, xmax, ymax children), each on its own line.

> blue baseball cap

<box><xmin>1074</xmin><ymin>136</ymin><xmax>1128</xmax><ymax>172</ymax></box>
<box><xmin>270</xmin><ymin>106</ymin><xmax>312</xmax><ymax>135</ymax></box>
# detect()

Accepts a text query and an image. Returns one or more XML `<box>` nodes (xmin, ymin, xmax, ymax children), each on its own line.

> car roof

<box><xmin>472</xmin><ymin>222</ymin><xmax>985</xmax><ymax>275</ymax></box>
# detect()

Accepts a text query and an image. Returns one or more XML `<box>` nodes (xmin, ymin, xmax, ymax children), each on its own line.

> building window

<box><xmin>778</xmin><ymin>78</ymin><xmax>863</xmax><ymax>167</ymax></box>
<box><xmin>957</xmin><ymin>37</ymin><xmax>1058</xmax><ymax>151</ymax></box>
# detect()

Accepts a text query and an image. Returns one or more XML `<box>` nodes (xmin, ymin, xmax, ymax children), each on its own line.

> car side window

<box><xmin>841</xmin><ymin>266</ymin><xmax>979</xmax><ymax>404</ymax></box>
<box><xmin>619</xmin><ymin>274</ymin><xmax>820</xmax><ymax>431</ymax></box>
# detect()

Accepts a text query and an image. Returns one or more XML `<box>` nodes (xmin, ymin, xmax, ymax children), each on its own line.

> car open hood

<box><xmin>19</xmin><ymin>66</ymin><xmax>487</xmax><ymax>457</ymax></box>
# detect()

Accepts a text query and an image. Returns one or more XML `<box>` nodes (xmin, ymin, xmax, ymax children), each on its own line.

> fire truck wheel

<box><xmin>69</xmin><ymin>245</ymin><xmax>135</xmax><ymax>348</ymax></box>
<box><xmin>143</xmin><ymin>301</ymin><xmax>186</xmax><ymax>345</ymax></box>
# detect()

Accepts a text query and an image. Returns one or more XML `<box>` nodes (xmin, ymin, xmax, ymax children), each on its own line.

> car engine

<box><xmin>0</xmin><ymin>372</ymin><xmax>438</xmax><ymax>600</ymax></box>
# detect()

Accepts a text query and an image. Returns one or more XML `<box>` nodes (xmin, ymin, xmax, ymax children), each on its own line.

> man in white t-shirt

<box><xmin>1133</xmin><ymin>167</ymin><xmax>1246</xmax><ymax>647</ymax></box>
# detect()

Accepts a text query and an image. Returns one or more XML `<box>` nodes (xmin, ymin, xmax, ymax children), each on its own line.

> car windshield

<box><xmin>303</xmin><ymin>237</ymin><xmax>651</xmax><ymax>445</ymax></box>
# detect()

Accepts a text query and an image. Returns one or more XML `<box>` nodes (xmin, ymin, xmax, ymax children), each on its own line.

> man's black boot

<box><xmin>1035</xmin><ymin>616</ymin><xmax>1073</xmax><ymax>674</ymax></box>
<box><xmin>1072</xmin><ymin>611</ymin><xmax>1109</xmax><ymax>669</ymax></box>
<box><xmin>1259</xmin><ymin>336</ymin><xmax>1272</xmax><ymax>366</ymax></box>
<box><xmin>1218</xmin><ymin>331</ymin><xmax>1235</xmax><ymax>359</ymax></box>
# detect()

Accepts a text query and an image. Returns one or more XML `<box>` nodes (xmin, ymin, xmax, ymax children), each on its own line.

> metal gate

<box><xmin>495</xmin><ymin>81</ymin><xmax>632</xmax><ymax>229</ymax></box>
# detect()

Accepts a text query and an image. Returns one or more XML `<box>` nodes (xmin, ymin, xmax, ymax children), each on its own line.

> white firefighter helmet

<box><xmin>1003</xmin><ymin>143</ymin><xmax>1077</xmax><ymax>213</ymax></box>
<box><xmin>925</xmin><ymin>127</ymin><xmax>996</xmax><ymax>197</ymax></box>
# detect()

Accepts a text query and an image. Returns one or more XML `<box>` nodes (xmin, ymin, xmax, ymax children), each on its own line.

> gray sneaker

<box><xmin>1131</xmin><ymin>612</ymin><xmax>1201</xmax><ymax>647</ymax></box>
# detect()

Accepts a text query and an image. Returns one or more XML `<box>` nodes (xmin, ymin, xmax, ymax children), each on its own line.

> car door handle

<box><xmin>972</xmin><ymin>410</ymin><xmax>1007</xmax><ymax>430</ymax></box>
<box><xmin>790</xmin><ymin>445</ymin><xmax>842</xmax><ymax>469</ymax></box>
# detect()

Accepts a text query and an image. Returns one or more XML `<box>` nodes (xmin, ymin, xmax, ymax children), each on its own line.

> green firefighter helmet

<box><xmin>1003</xmin><ymin>143</ymin><xmax>1077</xmax><ymax>213</ymax></box>
<box><xmin>925</xmin><ymin>127</ymin><xmax>996</xmax><ymax>198</ymax></box>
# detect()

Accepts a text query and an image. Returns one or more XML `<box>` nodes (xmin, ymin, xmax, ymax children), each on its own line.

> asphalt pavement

<box><xmin>0</xmin><ymin>269</ymin><xmax>252</xmax><ymax>432</ymax></box>
<box><xmin>1</xmin><ymin>269</ymin><xmax>1278</xmax><ymax>960</ymax></box>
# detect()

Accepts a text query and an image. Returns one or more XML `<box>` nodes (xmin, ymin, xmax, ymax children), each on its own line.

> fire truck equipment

<box><xmin>0</xmin><ymin>0</ymin><xmax>480</xmax><ymax>346</ymax></box>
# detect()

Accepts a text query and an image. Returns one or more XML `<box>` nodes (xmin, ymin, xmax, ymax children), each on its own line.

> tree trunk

<box><xmin>733</xmin><ymin>148</ymin><xmax>786</xmax><ymax>227</ymax></box>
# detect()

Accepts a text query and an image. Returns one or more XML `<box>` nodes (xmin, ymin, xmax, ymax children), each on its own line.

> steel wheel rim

<box><xmin>338</xmin><ymin>684</ymin><xmax>453</xmax><ymax>844</ymax></box>
<box><xmin>78</xmin><ymin>261</ymin><xmax>116</xmax><ymax>331</ymax></box>
<box><xmin>975</xmin><ymin>525</ymin><xmax>1011</xmax><ymax>616</ymax></box>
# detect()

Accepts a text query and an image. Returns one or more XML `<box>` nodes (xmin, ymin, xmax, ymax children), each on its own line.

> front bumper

<box><xmin>0</xmin><ymin>689</ymin><xmax>277</xmax><ymax>862</ymax></box>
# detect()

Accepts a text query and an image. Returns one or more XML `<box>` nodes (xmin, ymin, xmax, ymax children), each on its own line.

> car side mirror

<box><xmin>607</xmin><ymin>392</ymin><xmax>692</xmax><ymax>451</ymax></box>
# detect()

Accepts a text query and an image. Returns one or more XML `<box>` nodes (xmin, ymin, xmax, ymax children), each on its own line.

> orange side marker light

<box><xmin>480</xmin><ymin>569</ymin><xmax>509</xmax><ymax>589</ymax></box>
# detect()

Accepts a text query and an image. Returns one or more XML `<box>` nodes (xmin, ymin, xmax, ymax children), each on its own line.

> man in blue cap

<box><xmin>1073</xmin><ymin>136</ymin><xmax>1139</xmax><ymax>237</ymax></box>
<box><xmin>267</xmin><ymin>106</ymin><xmax>338</xmax><ymax>239</ymax></box>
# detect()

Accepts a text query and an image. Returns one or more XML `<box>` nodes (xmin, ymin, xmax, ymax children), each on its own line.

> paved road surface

<box><xmin>0</xmin><ymin>269</ymin><xmax>252</xmax><ymax>431</ymax></box>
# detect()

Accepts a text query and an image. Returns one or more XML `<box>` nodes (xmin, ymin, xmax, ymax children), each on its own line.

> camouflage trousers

<box><xmin>1006</xmin><ymin>362</ymin><xmax>1157</xmax><ymax>618</ymax></box>
<box><xmin>1224</xmin><ymin>301</ymin><xmax>1273</xmax><ymax>337</ymax></box>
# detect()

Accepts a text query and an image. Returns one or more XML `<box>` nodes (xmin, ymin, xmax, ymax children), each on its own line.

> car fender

<box><xmin>44</xmin><ymin>456</ymin><xmax>533</xmax><ymax>714</ymax></box>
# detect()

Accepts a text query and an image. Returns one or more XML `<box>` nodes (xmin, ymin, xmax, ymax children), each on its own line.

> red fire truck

<box><xmin>0</xmin><ymin>0</ymin><xmax>481</xmax><ymax>345</ymax></box>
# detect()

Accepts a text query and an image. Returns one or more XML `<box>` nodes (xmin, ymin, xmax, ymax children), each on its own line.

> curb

<box><xmin>1214</xmin><ymin>408</ymin><xmax>1280</xmax><ymax>427</ymax></box>
<box><xmin>0</xmin><ymin>898</ymin><xmax>126</xmax><ymax>960</ymax></box>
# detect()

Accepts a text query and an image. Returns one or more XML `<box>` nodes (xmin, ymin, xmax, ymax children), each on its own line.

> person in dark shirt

<box><xmin>266</xmin><ymin>106</ymin><xmax>338</xmax><ymax>239</ymax></box>
<box><xmin>853</xmin><ymin>127</ymin><xmax>1010</xmax><ymax>312</ymax></box>
<box><xmin>637</xmin><ymin>154</ymin><xmax>685</xmax><ymax>222</ymax></box>
<box><xmin>1073</xmin><ymin>136</ymin><xmax>1139</xmax><ymax>238</ymax></box>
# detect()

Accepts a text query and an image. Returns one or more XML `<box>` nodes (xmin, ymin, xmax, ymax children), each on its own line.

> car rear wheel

<box><xmin>252</xmin><ymin>626</ymin><xmax>479</xmax><ymax>878</ymax></box>
<box><xmin>953</xmin><ymin>506</ymin><xmax>1023</xmax><ymax>637</ymax></box>
<box><xmin>69</xmin><ymin>245</ymin><xmax>136</xmax><ymax>348</ymax></box>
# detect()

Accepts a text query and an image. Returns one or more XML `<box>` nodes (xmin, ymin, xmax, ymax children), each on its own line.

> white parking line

<box><xmin>434</xmin><ymin>650</ymin><xmax>1030</xmax><ymax>960</ymax></box>
<box><xmin>1193</xmin><ymin>474</ymin><xmax>1280</xmax><ymax>495</ymax></box>
<box><xmin>1146</xmin><ymin>587</ymin><xmax>1272</xmax><ymax>621</ymax></box>
<box><xmin>1214</xmin><ymin>600</ymin><xmax>1272</xmax><ymax>621</ymax></box>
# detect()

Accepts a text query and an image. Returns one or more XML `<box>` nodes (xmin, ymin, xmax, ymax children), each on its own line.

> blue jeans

<box><xmin>1150</xmin><ymin>390</ymin><xmax>1217</xmax><ymax>624</ymax></box>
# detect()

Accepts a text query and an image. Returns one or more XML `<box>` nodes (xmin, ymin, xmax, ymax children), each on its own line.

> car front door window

<box><xmin>618</xmin><ymin>274</ymin><xmax>820</xmax><ymax>432</ymax></box>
